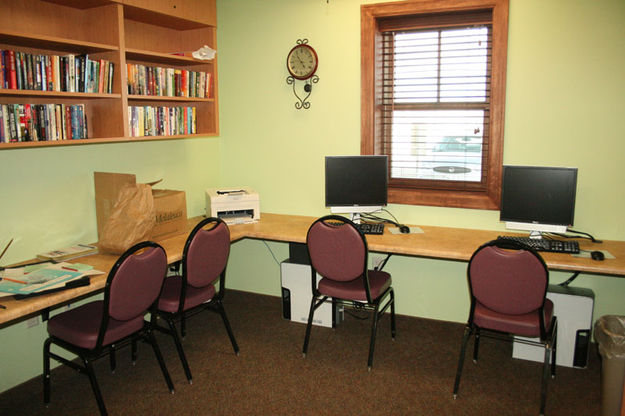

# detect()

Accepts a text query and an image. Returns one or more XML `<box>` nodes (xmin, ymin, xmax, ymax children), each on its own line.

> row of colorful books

<box><xmin>0</xmin><ymin>50</ymin><xmax>114</xmax><ymax>94</ymax></box>
<box><xmin>128</xmin><ymin>106</ymin><xmax>196</xmax><ymax>137</ymax></box>
<box><xmin>0</xmin><ymin>103</ymin><xmax>88</xmax><ymax>142</ymax></box>
<box><xmin>126</xmin><ymin>63</ymin><xmax>212</xmax><ymax>98</ymax></box>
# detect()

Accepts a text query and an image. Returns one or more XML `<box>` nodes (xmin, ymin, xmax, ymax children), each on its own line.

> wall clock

<box><xmin>286</xmin><ymin>39</ymin><xmax>319</xmax><ymax>109</ymax></box>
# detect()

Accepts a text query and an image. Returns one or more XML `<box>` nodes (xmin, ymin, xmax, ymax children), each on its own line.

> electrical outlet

<box><xmin>26</xmin><ymin>316</ymin><xmax>39</xmax><ymax>328</ymax></box>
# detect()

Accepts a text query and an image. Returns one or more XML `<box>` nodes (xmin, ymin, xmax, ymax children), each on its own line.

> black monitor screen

<box><xmin>325</xmin><ymin>156</ymin><xmax>388</xmax><ymax>208</ymax></box>
<box><xmin>500</xmin><ymin>165</ymin><xmax>578</xmax><ymax>227</ymax></box>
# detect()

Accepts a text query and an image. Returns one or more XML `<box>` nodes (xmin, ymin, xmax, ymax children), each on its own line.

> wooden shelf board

<box><xmin>123</xmin><ymin>5</ymin><xmax>211</xmax><ymax>31</ymax></box>
<box><xmin>127</xmin><ymin>94</ymin><xmax>214</xmax><ymax>103</ymax></box>
<box><xmin>0</xmin><ymin>134</ymin><xmax>218</xmax><ymax>149</ymax></box>
<box><xmin>41</xmin><ymin>0</ymin><xmax>113</xmax><ymax>9</ymax></box>
<box><xmin>125</xmin><ymin>48</ymin><xmax>213</xmax><ymax>66</ymax></box>
<box><xmin>0</xmin><ymin>89</ymin><xmax>121</xmax><ymax>99</ymax></box>
<box><xmin>128</xmin><ymin>133</ymin><xmax>217</xmax><ymax>140</ymax></box>
<box><xmin>0</xmin><ymin>137</ymin><xmax>124</xmax><ymax>149</ymax></box>
<box><xmin>0</xmin><ymin>30</ymin><xmax>119</xmax><ymax>54</ymax></box>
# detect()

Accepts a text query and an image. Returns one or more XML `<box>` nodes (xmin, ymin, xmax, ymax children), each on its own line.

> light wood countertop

<box><xmin>1</xmin><ymin>213</ymin><xmax>623</xmax><ymax>326</ymax></box>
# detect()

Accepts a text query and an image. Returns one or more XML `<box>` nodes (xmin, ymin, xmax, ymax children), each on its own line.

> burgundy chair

<box><xmin>453</xmin><ymin>239</ymin><xmax>557</xmax><ymax>416</ymax></box>
<box><xmin>43</xmin><ymin>241</ymin><xmax>173</xmax><ymax>416</ymax></box>
<box><xmin>303</xmin><ymin>215</ymin><xmax>396</xmax><ymax>370</ymax></box>
<box><xmin>153</xmin><ymin>217</ymin><xmax>239</xmax><ymax>384</ymax></box>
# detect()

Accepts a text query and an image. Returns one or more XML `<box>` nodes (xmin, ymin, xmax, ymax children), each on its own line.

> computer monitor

<box><xmin>500</xmin><ymin>165</ymin><xmax>578</xmax><ymax>238</ymax></box>
<box><xmin>325</xmin><ymin>155</ymin><xmax>388</xmax><ymax>222</ymax></box>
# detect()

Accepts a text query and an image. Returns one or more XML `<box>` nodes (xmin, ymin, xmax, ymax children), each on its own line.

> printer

<box><xmin>205</xmin><ymin>187</ymin><xmax>260</xmax><ymax>224</ymax></box>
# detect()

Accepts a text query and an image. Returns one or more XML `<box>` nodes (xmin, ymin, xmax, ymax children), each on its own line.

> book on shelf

<box><xmin>7</xmin><ymin>50</ymin><xmax>17</xmax><ymax>89</ymax></box>
<box><xmin>0</xmin><ymin>103</ymin><xmax>87</xmax><ymax>143</ymax></box>
<box><xmin>36</xmin><ymin>244</ymin><xmax>98</xmax><ymax>262</ymax></box>
<box><xmin>128</xmin><ymin>105</ymin><xmax>197</xmax><ymax>137</ymax></box>
<box><xmin>126</xmin><ymin>63</ymin><xmax>212</xmax><ymax>98</ymax></box>
<box><xmin>0</xmin><ymin>51</ymin><xmax>4</xmax><ymax>88</ymax></box>
<box><xmin>0</xmin><ymin>49</ymin><xmax>114</xmax><ymax>94</ymax></box>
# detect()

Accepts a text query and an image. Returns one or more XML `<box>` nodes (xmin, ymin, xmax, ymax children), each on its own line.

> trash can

<box><xmin>595</xmin><ymin>315</ymin><xmax>625</xmax><ymax>416</ymax></box>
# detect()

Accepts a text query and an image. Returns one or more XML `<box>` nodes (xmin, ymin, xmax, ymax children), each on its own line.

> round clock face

<box><xmin>287</xmin><ymin>44</ymin><xmax>318</xmax><ymax>80</ymax></box>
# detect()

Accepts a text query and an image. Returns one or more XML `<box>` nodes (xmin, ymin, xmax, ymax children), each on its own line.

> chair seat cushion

<box><xmin>473</xmin><ymin>298</ymin><xmax>555</xmax><ymax>337</ymax></box>
<box><xmin>47</xmin><ymin>301</ymin><xmax>145</xmax><ymax>350</ymax></box>
<box><xmin>318</xmin><ymin>270</ymin><xmax>391</xmax><ymax>302</ymax></box>
<box><xmin>157</xmin><ymin>275</ymin><xmax>216</xmax><ymax>313</ymax></box>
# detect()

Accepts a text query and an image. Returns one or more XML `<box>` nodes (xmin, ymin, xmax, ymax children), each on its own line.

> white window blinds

<box><xmin>380</xmin><ymin>23</ymin><xmax>492</xmax><ymax>189</ymax></box>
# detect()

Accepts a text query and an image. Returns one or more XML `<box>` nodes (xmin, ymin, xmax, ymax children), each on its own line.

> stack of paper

<box><xmin>36</xmin><ymin>244</ymin><xmax>98</xmax><ymax>262</ymax></box>
<box><xmin>0</xmin><ymin>262</ymin><xmax>100</xmax><ymax>295</ymax></box>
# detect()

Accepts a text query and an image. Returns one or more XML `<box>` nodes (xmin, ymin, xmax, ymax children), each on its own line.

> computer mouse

<box><xmin>591</xmin><ymin>251</ymin><xmax>605</xmax><ymax>261</ymax></box>
<box><xmin>399</xmin><ymin>225</ymin><xmax>410</xmax><ymax>234</ymax></box>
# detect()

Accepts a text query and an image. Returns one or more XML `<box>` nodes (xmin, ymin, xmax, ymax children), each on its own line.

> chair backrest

<box><xmin>183</xmin><ymin>217</ymin><xmax>230</xmax><ymax>288</ymax></box>
<box><xmin>106</xmin><ymin>241</ymin><xmax>168</xmax><ymax>322</ymax></box>
<box><xmin>306</xmin><ymin>215</ymin><xmax>368</xmax><ymax>283</ymax></box>
<box><xmin>468</xmin><ymin>239</ymin><xmax>548</xmax><ymax>316</ymax></box>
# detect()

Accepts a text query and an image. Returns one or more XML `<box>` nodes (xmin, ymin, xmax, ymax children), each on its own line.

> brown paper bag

<box><xmin>98</xmin><ymin>183</ymin><xmax>156</xmax><ymax>254</ymax></box>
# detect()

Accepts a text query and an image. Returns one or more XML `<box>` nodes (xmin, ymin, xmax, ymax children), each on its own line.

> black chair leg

<box><xmin>147</xmin><ymin>329</ymin><xmax>175</xmax><ymax>394</ymax></box>
<box><xmin>131</xmin><ymin>339</ymin><xmax>138</xmax><ymax>364</ymax></box>
<box><xmin>551</xmin><ymin>343</ymin><xmax>557</xmax><ymax>378</ymax></box>
<box><xmin>180</xmin><ymin>314</ymin><xmax>186</xmax><ymax>338</ymax></box>
<box><xmin>302</xmin><ymin>296</ymin><xmax>316</xmax><ymax>357</ymax></box>
<box><xmin>165</xmin><ymin>317</ymin><xmax>193</xmax><ymax>384</ymax></box>
<box><xmin>390</xmin><ymin>289</ymin><xmax>396</xmax><ymax>340</ymax></box>
<box><xmin>367</xmin><ymin>303</ymin><xmax>381</xmax><ymax>371</ymax></box>
<box><xmin>215</xmin><ymin>300</ymin><xmax>239</xmax><ymax>354</ymax></box>
<box><xmin>43</xmin><ymin>338</ymin><xmax>52</xmax><ymax>405</ymax></box>
<box><xmin>109</xmin><ymin>346</ymin><xmax>116</xmax><ymax>373</ymax></box>
<box><xmin>84</xmin><ymin>357</ymin><xmax>107</xmax><ymax>416</ymax></box>
<box><xmin>473</xmin><ymin>327</ymin><xmax>481</xmax><ymax>363</ymax></box>
<box><xmin>551</xmin><ymin>319</ymin><xmax>558</xmax><ymax>378</ymax></box>
<box><xmin>540</xmin><ymin>343</ymin><xmax>552</xmax><ymax>416</ymax></box>
<box><xmin>453</xmin><ymin>325</ymin><xmax>473</xmax><ymax>398</ymax></box>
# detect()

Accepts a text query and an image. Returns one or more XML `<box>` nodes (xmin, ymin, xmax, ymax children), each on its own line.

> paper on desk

<box><xmin>0</xmin><ymin>263</ymin><xmax>102</xmax><ymax>294</ymax></box>
<box><xmin>2</xmin><ymin>262</ymin><xmax>53</xmax><ymax>278</ymax></box>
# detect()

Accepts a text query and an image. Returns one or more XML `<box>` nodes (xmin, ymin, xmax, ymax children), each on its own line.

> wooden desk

<box><xmin>2</xmin><ymin>213</ymin><xmax>624</xmax><ymax>327</ymax></box>
<box><xmin>233</xmin><ymin>213</ymin><xmax>625</xmax><ymax>276</ymax></box>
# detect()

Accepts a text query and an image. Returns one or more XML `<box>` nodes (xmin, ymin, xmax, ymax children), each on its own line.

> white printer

<box><xmin>205</xmin><ymin>187</ymin><xmax>260</xmax><ymax>224</ymax></box>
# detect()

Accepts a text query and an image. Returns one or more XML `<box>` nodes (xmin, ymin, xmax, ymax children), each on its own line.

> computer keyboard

<box><xmin>357</xmin><ymin>223</ymin><xmax>385</xmax><ymax>235</ymax></box>
<box><xmin>496</xmin><ymin>236</ymin><xmax>580</xmax><ymax>254</ymax></box>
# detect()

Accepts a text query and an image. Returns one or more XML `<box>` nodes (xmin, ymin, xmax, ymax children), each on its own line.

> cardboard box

<box><xmin>94</xmin><ymin>172</ymin><xmax>187</xmax><ymax>240</ymax></box>
<box><xmin>152</xmin><ymin>188</ymin><xmax>187</xmax><ymax>237</ymax></box>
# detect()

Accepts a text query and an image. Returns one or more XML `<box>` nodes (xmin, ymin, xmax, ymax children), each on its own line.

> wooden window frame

<box><xmin>361</xmin><ymin>0</ymin><xmax>509</xmax><ymax>210</ymax></box>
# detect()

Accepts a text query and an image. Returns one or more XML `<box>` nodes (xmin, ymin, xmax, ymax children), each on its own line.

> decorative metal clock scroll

<box><xmin>286</xmin><ymin>74</ymin><xmax>319</xmax><ymax>109</ymax></box>
<box><xmin>286</xmin><ymin>39</ymin><xmax>319</xmax><ymax>110</ymax></box>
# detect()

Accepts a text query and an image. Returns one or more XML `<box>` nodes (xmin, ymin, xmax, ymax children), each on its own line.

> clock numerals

<box><xmin>289</xmin><ymin>56</ymin><xmax>314</xmax><ymax>76</ymax></box>
<box><xmin>287</xmin><ymin>44</ymin><xmax>318</xmax><ymax>80</ymax></box>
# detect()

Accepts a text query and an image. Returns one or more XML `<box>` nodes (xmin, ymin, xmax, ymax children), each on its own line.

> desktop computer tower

<box><xmin>281</xmin><ymin>261</ymin><xmax>338</xmax><ymax>328</ymax></box>
<box><xmin>512</xmin><ymin>285</ymin><xmax>594</xmax><ymax>368</ymax></box>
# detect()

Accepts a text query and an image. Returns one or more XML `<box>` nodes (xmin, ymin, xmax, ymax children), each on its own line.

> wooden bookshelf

<box><xmin>0</xmin><ymin>0</ymin><xmax>218</xmax><ymax>148</ymax></box>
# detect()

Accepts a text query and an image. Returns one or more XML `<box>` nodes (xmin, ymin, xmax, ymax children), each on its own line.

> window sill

<box><xmin>389</xmin><ymin>187</ymin><xmax>500</xmax><ymax>210</ymax></box>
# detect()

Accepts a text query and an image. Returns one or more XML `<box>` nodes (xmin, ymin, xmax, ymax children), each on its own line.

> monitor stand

<box><xmin>350</xmin><ymin>213</ymin><xmax>362</xmax><ymax>224</ymax></box>
<box><xmin>529</xmin><ymin>231</ymin><xmax>544</xmax><ymax>240</ymax></box>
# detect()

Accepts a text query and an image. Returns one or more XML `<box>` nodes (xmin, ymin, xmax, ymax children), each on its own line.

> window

<box><xmin>361</xmin><ymin>0</ymin><xmax>509</xmax><ymax>209</ymax></box>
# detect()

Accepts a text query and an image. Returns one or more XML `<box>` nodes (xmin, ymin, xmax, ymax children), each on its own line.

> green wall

<box><xmin>1</xmin><ymin>0</ymin><xmax>624</xmax><ymax>394</ymax></box>
<box><xmin>217</xmin><ymin>0</ymin><xmax>625</xmax><ymax>318</ymax></box>
<box><xmin>0</xmin><ymin>140</ymin><xmax>222</xmax><ymax>393</ymax></box>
